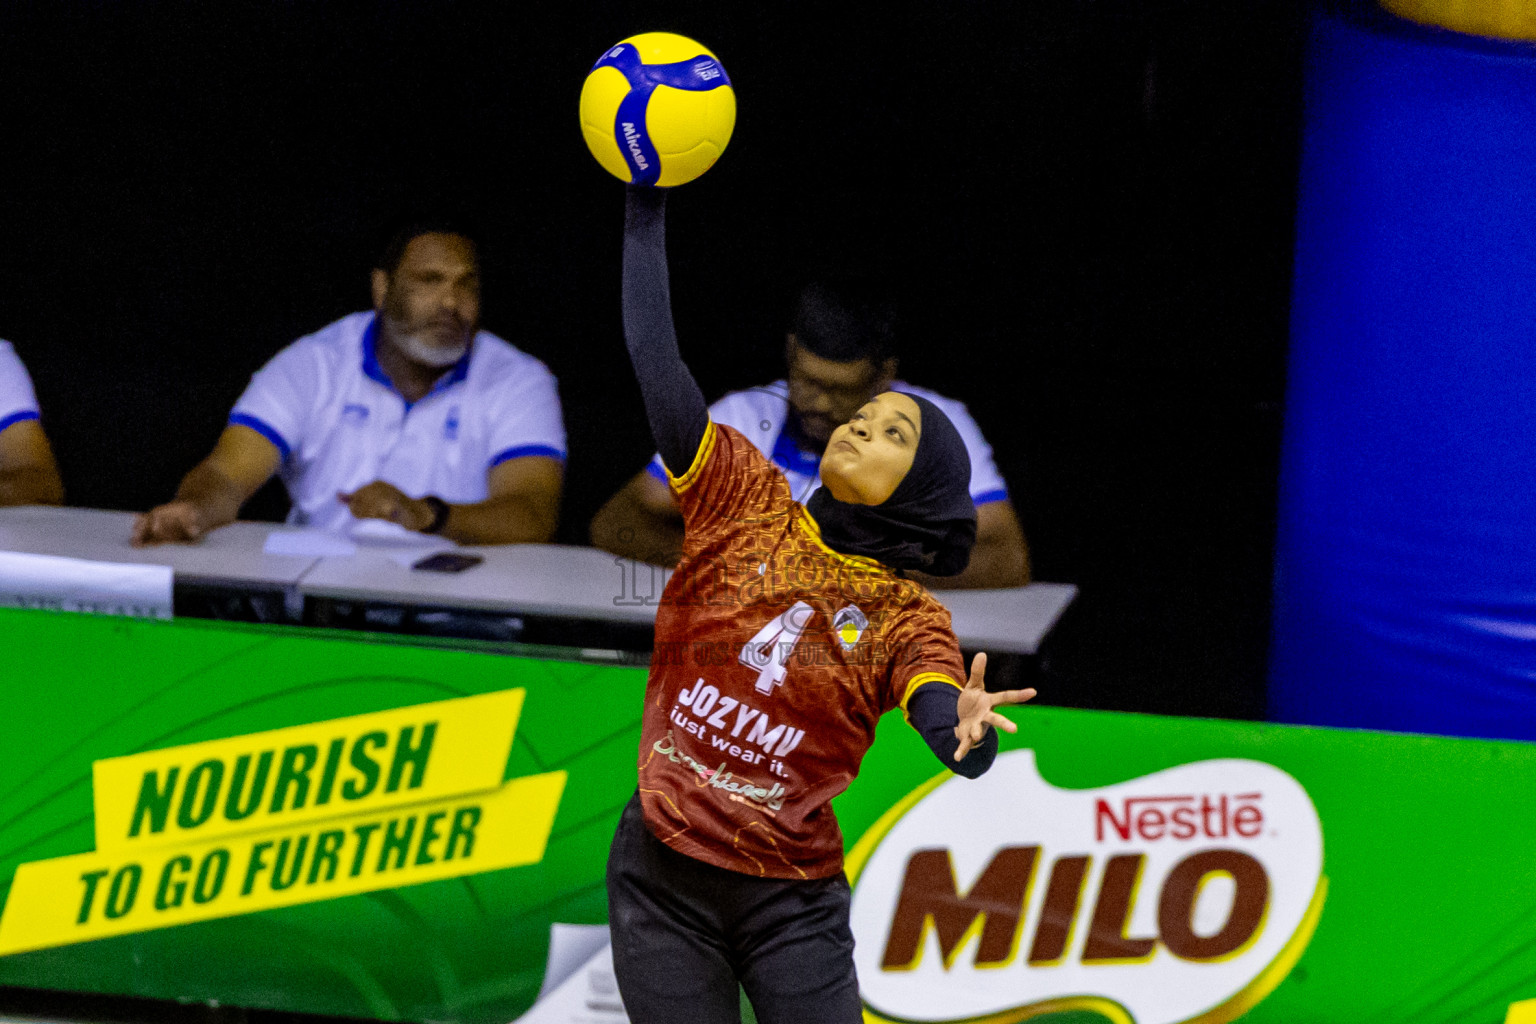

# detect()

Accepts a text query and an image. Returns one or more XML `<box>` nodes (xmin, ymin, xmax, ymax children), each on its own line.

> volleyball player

<box><xmin>606</xmin><ymin>186</ymin><xmax>1035</xmax><ymax>1023</ymax></box>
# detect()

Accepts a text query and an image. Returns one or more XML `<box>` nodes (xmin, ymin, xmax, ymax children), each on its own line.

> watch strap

<box><xmin>422</xmin><ymin>495</ymin><xmax>450</xmax><ymax>534</ymax></box>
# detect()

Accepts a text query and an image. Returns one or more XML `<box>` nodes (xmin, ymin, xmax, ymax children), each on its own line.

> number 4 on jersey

<box><xmin>739</xmin><ymin>601</ymin><xmax>814</xmax><ymax>695</ymax></box>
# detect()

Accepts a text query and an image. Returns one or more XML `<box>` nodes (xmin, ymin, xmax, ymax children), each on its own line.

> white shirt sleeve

<box><xmin>485</xmin><ymin>357</ymin><xmax>566</xmax><ymax>468</ymax></box>
<box><xmin>645</xmin><ymin>386</ymin><xmax>780</xmax><ymax>480</ymax></box>
<box><xmin>932</xmin><ymin>394</ymin><xmax>1011</xmax><ymax>505</ymax></box>
<box><xmin>707</xmin><ymin>388</ymin><xmax>778</xmax><ymax>437</ymax></box>
<box><xmin>0</xmin><ymin>341</ymin><xmax>42</xmax><ymax>432</ymax></box>
<box><xmin>229</xmin><ymin>340</ymin><xmax>328</xmax><ymax>461</ymax></box>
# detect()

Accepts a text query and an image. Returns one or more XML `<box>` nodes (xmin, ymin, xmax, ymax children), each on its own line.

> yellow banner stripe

<box><xmin>0</xmin><ymin>771</ymin><xmax>565</xmax><ymax>957</ymax></box>
<box><xmin>92</xmin><ymin>689</ymin><xmax>523</xmax><ymax>852</ymax></box>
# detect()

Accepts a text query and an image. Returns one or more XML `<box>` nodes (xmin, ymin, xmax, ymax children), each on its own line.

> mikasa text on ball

<box><xmin>580</xmin><ymin>32</ymin><xmax>736</xmax><ymax>188</ymax></box>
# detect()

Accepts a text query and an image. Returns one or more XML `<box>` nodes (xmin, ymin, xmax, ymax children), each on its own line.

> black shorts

<box><xmin>605</xmin><ymin>793</ymin><xmax>862</xmax><ymax>1024</ymax></box>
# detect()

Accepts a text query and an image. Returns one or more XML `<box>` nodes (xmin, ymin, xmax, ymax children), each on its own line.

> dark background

<box><xmin>0</xmin><ymin>1</ymin><xmax>1306</xmax><ymax>721</ymax></box>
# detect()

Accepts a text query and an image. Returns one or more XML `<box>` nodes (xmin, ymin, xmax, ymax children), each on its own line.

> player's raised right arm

<box><xmin>621</xmin><ymin>187</ymin><xmax>710</xmax><ymax>477</ymax></box>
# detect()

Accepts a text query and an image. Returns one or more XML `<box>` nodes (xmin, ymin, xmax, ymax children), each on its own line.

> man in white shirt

<box><xmin>133</xmin><ymin>227</ymin><xmax>565</xmax><ymax>545</ymax></box>
<box><xmin>0</xmin><ymin>340</ymin><xmax>64</xmax><ymax>507</ymax></box>
<box><xmin>590</xmin><ymin>279</ymin><xmax>1029</xmax><ymax>589</ymax></box>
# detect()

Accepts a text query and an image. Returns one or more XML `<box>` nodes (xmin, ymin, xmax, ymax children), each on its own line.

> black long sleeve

<box><xmin>622</xmin><ymin>187</ymin><xmax>710</xmax><ymax>475</ymax></box>
<box><xmin>908</xmin><ymin>682</ymin><xmax>998</xmax><ymax>778</ymax></box>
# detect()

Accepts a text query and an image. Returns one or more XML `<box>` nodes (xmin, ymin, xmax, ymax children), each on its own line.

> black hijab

<box><xmin>805</xmin><ymin>392</ymin><xmax>978</xmax><ymax>575</ymax></box>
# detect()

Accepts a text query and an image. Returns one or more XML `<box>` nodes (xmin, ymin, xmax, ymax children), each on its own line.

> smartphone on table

<box><xmin>411</xmin><ymin>552</ymin><xmax>484</xmax><ymax>573</ymax></box>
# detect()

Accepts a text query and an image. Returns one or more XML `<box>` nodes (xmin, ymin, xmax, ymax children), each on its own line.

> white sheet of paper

<box><xmin>510</xmin><ymin>938</ymin><xmax>627</xmax><ymax>1024</ymax></box>
<box><xmin>538</xmin><ymin>924</ymin><xmax>614</xmax><ymax>1000</ymax></box>
<box><xmin>341</xmin><ymin>518</ymin><xmax>458</xmax><ymax>566</ymax></box>
<box><xmin>263</xmin><ymin>530</ymin><xmax>358</xmax><ymax>558</ymax></box>
<box><xmin>0</xmin><ymin>550</ymin><xmax>172</xmax><ymax>619</ymax></box>
<box><xmin>349</xmin><ymin>518</ymin><xmax>458</xmax><ymax>547</ymax></box>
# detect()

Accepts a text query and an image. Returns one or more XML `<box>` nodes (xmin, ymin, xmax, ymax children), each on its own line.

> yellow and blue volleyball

<box><xmin>579</xmin><ymin>32</ymin><xmax>736</xmax><ymax>188</ymax></box>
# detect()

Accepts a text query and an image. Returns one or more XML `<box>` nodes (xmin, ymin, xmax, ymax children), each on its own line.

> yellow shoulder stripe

<box><xmin>667</xmin><ymin>419</ymin><xmax>718</xmax><ymax>494</ymax></box>
<box><xmin>900</xmin><ymin>672</ymin><xmax>962</xmax><ymax>718</ymax></box>
<box><xmin>796</xmin><ymin>507</ymin><xmax>888</xmax><ymax>572</ymax></box>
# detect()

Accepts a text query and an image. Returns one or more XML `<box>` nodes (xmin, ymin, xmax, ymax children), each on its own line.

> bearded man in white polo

<box><xmin>134</xmin><ymin>225</ymin><xmax>565</xmax><ymax>546</ymax></box>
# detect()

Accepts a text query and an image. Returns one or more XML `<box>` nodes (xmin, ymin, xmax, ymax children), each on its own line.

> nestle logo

<box><xmin>1095</xmin><ymin>793</ymin><xmax>1263</xmax><ymax>842</ymax></box>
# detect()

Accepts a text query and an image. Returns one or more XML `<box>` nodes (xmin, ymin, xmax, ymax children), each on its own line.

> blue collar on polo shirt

<box><xmin>361</xmin><ymin>314</ymin><xmax>473</xmax><ymax>410</ymax></box>
<box><xmin>770</xmin><ymin>416</ymin><xmax>824</xmax><ymax>478</ymax></box>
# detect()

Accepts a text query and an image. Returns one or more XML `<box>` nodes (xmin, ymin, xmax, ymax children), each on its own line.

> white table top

<box><xmin>0</xmin><ymin>506</ymin><xmax>319</xmax><ymax>588</ymax></box>
<box><xmin>299</xmin><ymin>544</ymin><xmax>1077</xmax><ymax>654</ymax></box>
<box><xmin>298</xmin><ymin>543</ymin><xmax>666</xmax><ymax>627</ymax></box>
<box><xmin>932</xmin><ymin>582</ymin><xmax>1078</xmax><ymax>654</ymax></box>
<box><xmin>0</xmin><ymin>508</ymin><xmax>1078</xmax><ymax>653</ymax></box>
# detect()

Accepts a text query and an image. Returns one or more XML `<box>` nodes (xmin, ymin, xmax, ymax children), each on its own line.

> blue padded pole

<box><xmin>1270</xmin><ymin>6</ymin><xmax>1536</xmax><ymax>740</ymax></box>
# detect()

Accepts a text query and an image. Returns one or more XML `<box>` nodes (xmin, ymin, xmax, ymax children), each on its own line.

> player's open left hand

<box><xmin>953</xmin><ymin>652</ymin><xmax>1035</xmax><ymax>762</ymax></box>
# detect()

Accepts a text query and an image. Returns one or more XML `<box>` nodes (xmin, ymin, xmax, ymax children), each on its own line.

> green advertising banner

<box><xmin>0</xmin><ymin>608</ymin><xmax>1533</xmax><ymax>1024</ymax></box>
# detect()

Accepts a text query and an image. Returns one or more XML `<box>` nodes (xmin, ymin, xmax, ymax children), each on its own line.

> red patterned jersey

<box><xmin>636</xmin><ymin>421</ymin><xmax>966</xmax><ymax>880</ymax></box>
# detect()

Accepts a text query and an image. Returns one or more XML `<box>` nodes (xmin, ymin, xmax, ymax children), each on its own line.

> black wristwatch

<box><xmin>421</xmin><ymin>496</ymin><xmax>450</xmax><ymax>534</ymax></box>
